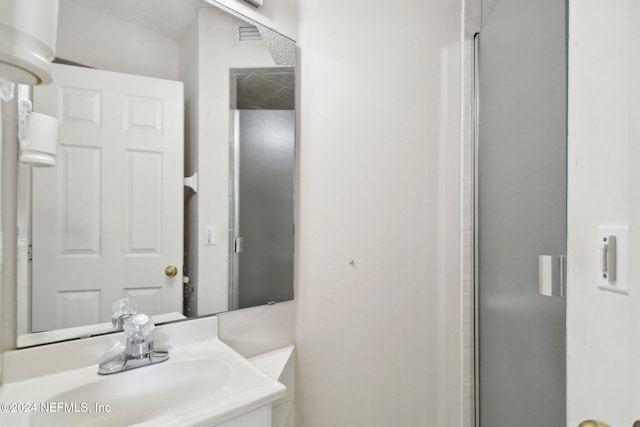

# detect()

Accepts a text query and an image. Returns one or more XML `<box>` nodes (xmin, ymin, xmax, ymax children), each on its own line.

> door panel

<box><xmin>232</xmin><ymin>110</ymin><xmax>295</xmax><ymax>309</ymax></box>
<box><xmin>477</xmin><ymin>0</ymin><xmax>567</xmax><ymax>425</ymax></box>
<box><xmin>31</xmin><ymin>64</ymin><xmax>183</xmax><ymax>331</ymax></box>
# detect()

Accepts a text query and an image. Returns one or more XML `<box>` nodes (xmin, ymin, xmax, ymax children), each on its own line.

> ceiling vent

<box><xmin>235</xmin><ymin>24</ymin><xmax>264</xmax><ymax>45</ymax></box>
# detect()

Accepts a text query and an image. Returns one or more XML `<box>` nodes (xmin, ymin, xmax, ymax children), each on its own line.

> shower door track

<box><xmin>472</xmin><ymin>32</ymin><xmax>480</xmax><ymax>427</ymax></box>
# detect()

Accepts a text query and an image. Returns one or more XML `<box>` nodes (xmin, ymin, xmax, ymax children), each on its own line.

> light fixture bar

<box><xmin>243</xmin><ymin>0</ymin><xmax>263</xmax><ymax>7</ymax></box>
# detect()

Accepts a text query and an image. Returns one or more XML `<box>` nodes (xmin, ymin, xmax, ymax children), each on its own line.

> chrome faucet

<box><xmin>98</xmin><ymin>313</ymin><xmax>169</xmax><ymax>375</ymax></box>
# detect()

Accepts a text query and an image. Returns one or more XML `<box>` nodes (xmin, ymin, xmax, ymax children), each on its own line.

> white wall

<box><xmin>294</xmin><ymin>0</ymin><xmax>463</xmax><ymax>425</ymax></box>
<box><xmin>180</xmin><ymin>14</ymin><xmax>201</xmax><ymax>318</ymax></box>
<box><xmin>567</xmin><ymin>0</ymin><xmax>637</xmax><ymax>424</ymax></box>
<box><xmin>0</xmin><ymin>91</ymin><xmax>18</xmax><ymax>383</ymax></box>
<box><xmin>56</xmin><ymin>0</ymin><xmax>179</xmax><ymax>80</ymax></box>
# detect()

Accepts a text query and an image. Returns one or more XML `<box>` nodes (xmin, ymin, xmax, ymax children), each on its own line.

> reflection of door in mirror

<box><xmin>30</xmin><ymin>64</ymin><xmax>184</xmax><ymax>332</ymax></box>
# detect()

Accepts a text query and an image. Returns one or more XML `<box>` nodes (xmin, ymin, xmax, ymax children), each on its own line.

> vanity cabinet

<box><xmin>215</xmin><ymin>405</ymin><xmax>271</xmax><ymax>427</ymax></box>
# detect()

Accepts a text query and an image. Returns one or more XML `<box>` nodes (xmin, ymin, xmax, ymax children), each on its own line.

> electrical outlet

<box><xmin>205</xmin><ymin>226</ymin><xmax>216</xmax><ymax>246</ymax></box>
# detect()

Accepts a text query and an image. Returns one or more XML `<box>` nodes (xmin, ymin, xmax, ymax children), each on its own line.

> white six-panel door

<box><xmin>31</xmin><ymin>64</ymin><xmax>183</xmax><ymax>332</ymax></box>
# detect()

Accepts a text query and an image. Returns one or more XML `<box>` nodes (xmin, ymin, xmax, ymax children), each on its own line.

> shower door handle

<box><xmin>539</xmin><ymin>255</ymin><xmax>566</xmax><ymax>297</ymax></box>
<box><xmin>234</xmin><ymin>237</ymin><xmax>244</xmax><ymax>253</ymax></box>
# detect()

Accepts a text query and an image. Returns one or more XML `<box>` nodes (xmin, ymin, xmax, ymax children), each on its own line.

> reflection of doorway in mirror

<box><xmin>228</xmin><ymin>68</ymin><xmax>295</xmax><ymax>310</ymax></box>
<box><xmin>28</xmin><ymin>64</ymin><xmax>184</xmax><ymax>332</ymax></box>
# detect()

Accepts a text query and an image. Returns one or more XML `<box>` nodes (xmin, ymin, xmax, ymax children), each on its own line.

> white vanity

<box><xmin>0</xmin><ymin>317</ymin><xmax>287</xmax><ymax>426</ymax></box>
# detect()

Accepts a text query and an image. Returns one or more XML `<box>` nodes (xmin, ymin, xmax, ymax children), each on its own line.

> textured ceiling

<box><xmin>71</xmin><ymin>0</ymin><xmax>211</xmax><ymax>40</ymax></box>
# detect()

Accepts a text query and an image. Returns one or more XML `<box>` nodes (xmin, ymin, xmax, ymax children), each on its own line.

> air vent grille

<box><xmin>236</xmin><ymin>24</ymin><xmax>264</xmax><ymax>45</ymax></box>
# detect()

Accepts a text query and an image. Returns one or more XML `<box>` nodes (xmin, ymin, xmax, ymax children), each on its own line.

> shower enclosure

<box><xmin>475</xmin><ymin>0</ymin><xmax>567</xmax><ymax>425</ymax></box>
<box><xmin>228</xmin><ymin>68</ymin><xmax>295</xmax><ymax>310</ymax></box>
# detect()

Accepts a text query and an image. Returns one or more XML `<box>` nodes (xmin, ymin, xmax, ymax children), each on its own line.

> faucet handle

<box><xmin>111</xmin><ymin>298</ymin><xmax>138</xmax><ymax>331</ymax></box>
<box><xmin>124</xmin><ymin>313</ymin><xmax>154</xmax><ymax>343</ymax></box>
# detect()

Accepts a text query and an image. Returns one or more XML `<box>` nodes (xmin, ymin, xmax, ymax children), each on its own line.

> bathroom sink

<box><xmin>0</xmin><ymin>318</ymin><xmax>286</xmax><ymax>427</ymax></box>
<box><xmin>30</xmin><ymin>358</ymin><xmax>231</xmax><ymax>427</ymax></box>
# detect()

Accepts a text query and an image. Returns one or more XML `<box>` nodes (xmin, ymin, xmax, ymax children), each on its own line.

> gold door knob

<box><xmin>165</xmin><ymin>265</ymin><xmax>178</xmax><ymax>277</ymax></box>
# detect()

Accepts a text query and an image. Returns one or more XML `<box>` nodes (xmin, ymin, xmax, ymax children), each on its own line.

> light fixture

<box><xmin>243</xmin><ymin>0</ymin><xmax>263</xmax><ymax>8</ymax></box>
<box><xmin>18</xmin><ymin>98</ymin><xmax>58</xmax><ymax>167</ymax></box>
<box><xmin>0</xmin><ymin>0</ymin><xmax>59</xmax><ymax>85</ymax></box>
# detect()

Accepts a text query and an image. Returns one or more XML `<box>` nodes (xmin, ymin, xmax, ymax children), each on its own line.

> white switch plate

<box><xmin>205</xmin><ymin>226</ymin><xmax>216</xmax><ymax>246</ymax></box>
<box><xmin>597</xmin><ymin>225</ymin><xmax>628</xmax><ymax>295</ymax></box>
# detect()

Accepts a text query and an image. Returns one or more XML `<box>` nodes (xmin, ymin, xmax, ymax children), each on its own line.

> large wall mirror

<box><xmin>16</xmin><ymin>0</ymin><xmax>296</xmax><ymax>347</ymax></box>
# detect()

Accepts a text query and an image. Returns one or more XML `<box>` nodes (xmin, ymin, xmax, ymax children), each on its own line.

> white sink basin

<box><xmin>0</xmin><ymin>317</ymin><xmax>286</xmax><ymax>427</ymax></box>
<box><xmin>30</xmin><ymin>358</ymin><xmax>231</xmax><ymax>427</ymax></box>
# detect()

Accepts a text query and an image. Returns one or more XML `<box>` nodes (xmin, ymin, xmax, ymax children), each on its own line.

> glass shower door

<box><xmin>477</xmin><ymin>0</ymin><xmax>567</xmax><ymax>425</ymax></box>
<box><xmin>230</xmin><ymin>110</ymin><xmax>295</xmax><ymax>309</ymax></box>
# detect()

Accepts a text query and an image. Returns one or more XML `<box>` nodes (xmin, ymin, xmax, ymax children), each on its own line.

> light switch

<box><xmin>597</xmin><ymin>225</ymin><xmax>628</xmax><ymax>294</ymax></box>
<box><xmin>205</xmin><ymin>226</ymin><xmax>216</xmax><ymax>246</ymax></box>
